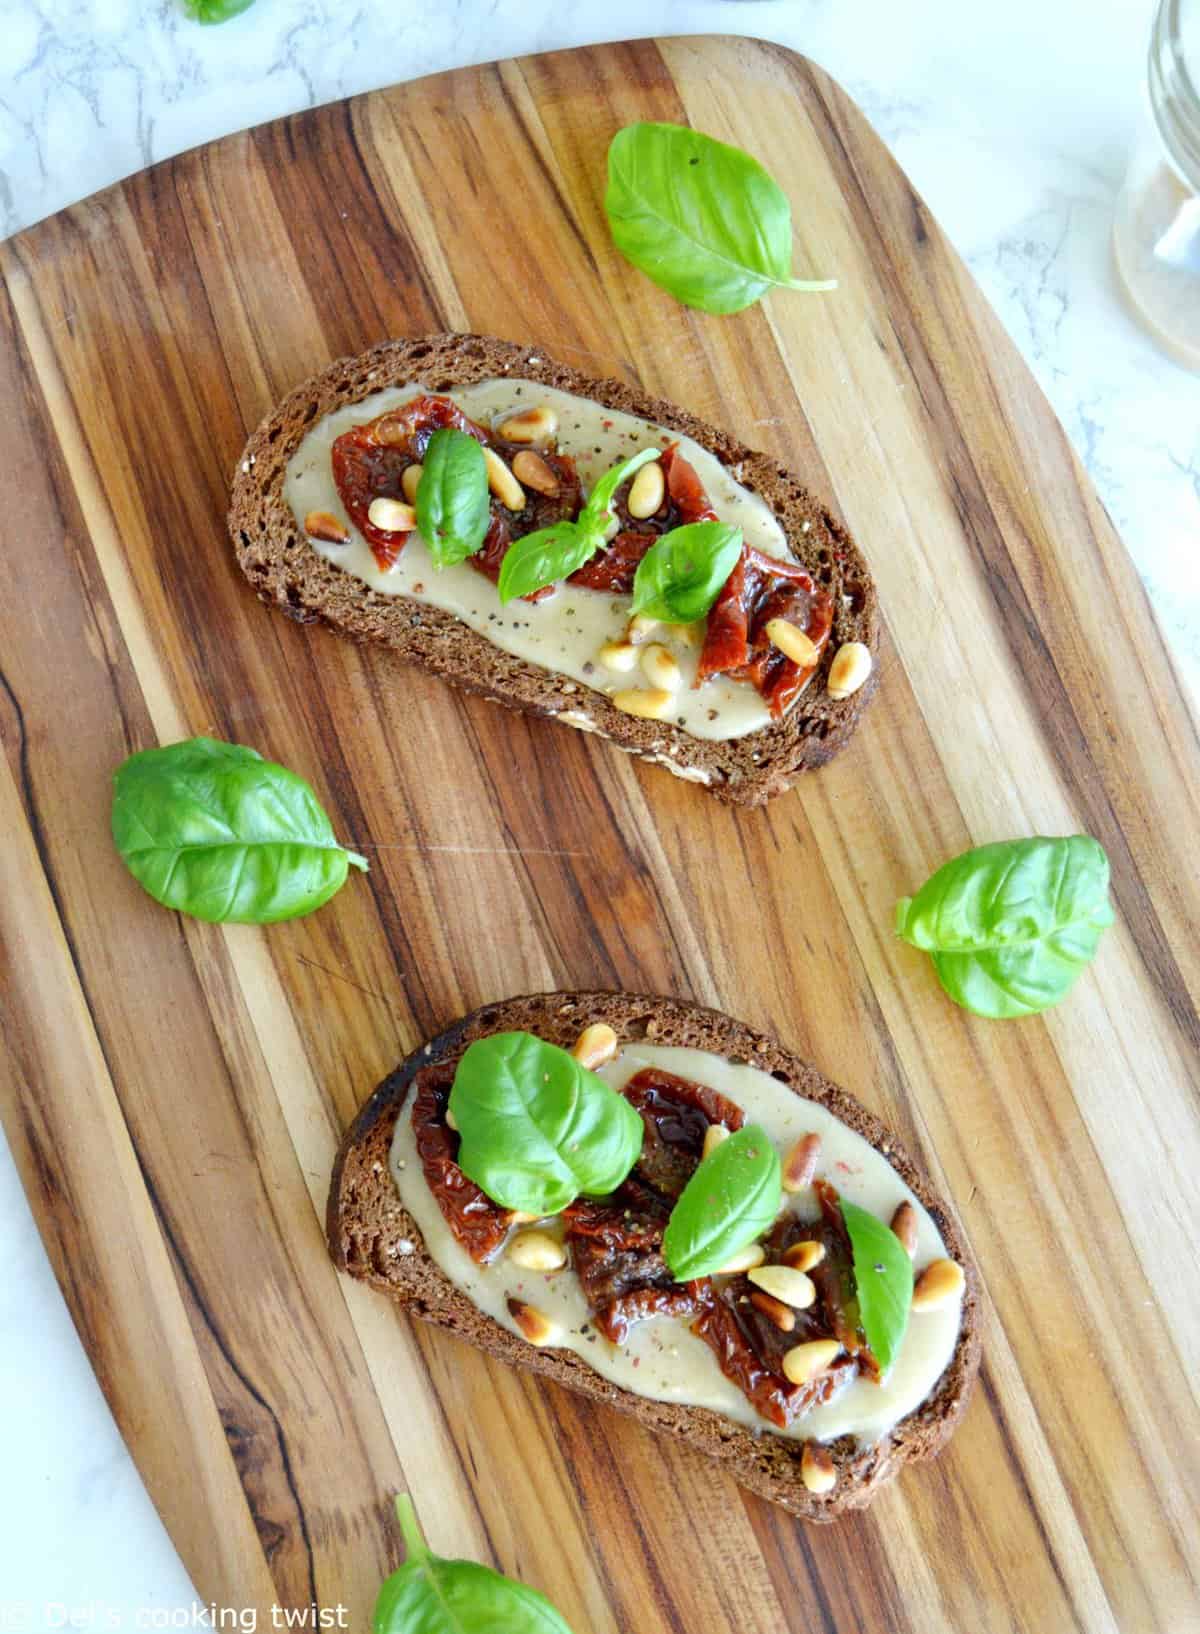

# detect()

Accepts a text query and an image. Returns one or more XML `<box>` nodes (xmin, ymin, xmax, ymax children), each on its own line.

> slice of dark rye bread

<box><xmin>327</xmin><ymin>991</ymin><xmax>981</xmax><ymax>1520</ymax></box>
<box><xmin>229</xmin><ymin>335</ymin><xmax>880</xmax><ymax>807</ymax></box>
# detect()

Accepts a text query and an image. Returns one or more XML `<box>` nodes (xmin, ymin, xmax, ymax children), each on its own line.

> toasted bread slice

<box><xmin>327</xmin><ymin>991</ymin><xmax>980</xmax><ymax>1519</ymax></box>
<box><xmin>230</xmin><ymin>336</ymin><xmax>879</xmax><ymax>806</ymax></box>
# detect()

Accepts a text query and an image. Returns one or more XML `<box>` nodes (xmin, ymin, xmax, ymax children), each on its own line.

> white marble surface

<box><xmin>1</xmin><ymin>0</ymin><xmax>1197</xmax><ymax>1624</ymax></box>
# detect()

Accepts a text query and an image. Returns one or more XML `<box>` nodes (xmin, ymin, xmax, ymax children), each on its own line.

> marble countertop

<box><xmin>2</xmin><ymin>0</ymin><xmax>1197</xmax><ymax>1624</ymax></box>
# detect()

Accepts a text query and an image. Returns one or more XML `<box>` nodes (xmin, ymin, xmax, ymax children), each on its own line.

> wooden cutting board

<box><xmin>1</xmin><ymin>34</ymin><xmax>1198</xmax><ymax>1634</ymax></box>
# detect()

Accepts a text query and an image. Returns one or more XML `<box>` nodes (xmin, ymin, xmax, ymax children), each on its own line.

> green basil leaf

<box><xmin>662</xmin><ymin>1123</ymin><xmax>781</xmax><ymax>1281</ymax></box>
<box><xmin>448</xmin><ymin>1032</ymin><xmax>643</xmax><ymax>1214</ymax></box>
<box><xmin>415</xmin><ymin>428</ymin><xmax>491</xmax><ymax>569</ymax></box>
<box><xmin>375</xmin><ymin>1494</ymin><xmax>574</xmax><ymax>1634</ymax></box>
<box><xmin>578</xmin><ymin>446</ymin><xmax>661</xmax><ymax>532</ymax></box>
<box><xmin>840</xmin><ymin>1199</ymin><xmax>913</xmax><ymax>1375</ymax></box>
<box><xmin>496</xmin><ymin>520</ymin><xmax>594</xmax><ymax>604</ymax></box>
<box><xmin>605</xmin><ymin>122</ymin><xmax>837</xmax><ymax>315</ymax></box>
<box><xmin>182</xmin><ymin>0</ymin><xmax>255</xmax><ymax>22</ymax></box>
<box><xmin>496</xmin><ymin>448</ymin><xmax>662</xmax><ymax>601</ymax></box>
<box><xmin>631</xmin><ymin>521</ymin><xmax>743</xmax><ymax>622</ymax></box>
<box><xmin>111</xmin><ymin>737</ymin><xmax>367</xmax><ymax>924</ymax></box>
<box><xmin>895</xmin><ymin>835</ymin><xmax>1114</xmax><ymax>1018</ymax></box>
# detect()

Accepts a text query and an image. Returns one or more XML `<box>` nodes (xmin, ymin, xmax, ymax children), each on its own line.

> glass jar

<box><xmin>1113</xmin><ymin>0</ymin><xmax>1200</xmax><ymax>369</ymax></box>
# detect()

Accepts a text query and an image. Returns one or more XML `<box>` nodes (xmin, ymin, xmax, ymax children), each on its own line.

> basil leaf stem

<box><xmin>375</xmin><ymin>1492</ymin><xmax>576</xmax><ymax>1634</ymax></box>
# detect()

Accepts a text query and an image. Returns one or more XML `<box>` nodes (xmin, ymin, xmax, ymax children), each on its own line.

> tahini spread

<box><xmin>388</xmin><ymin>1042</ymin><xmax>962</xmax><ymax>1447</ymax></box>
<box><xmin>284</xmin><ymin>380</ymin><xmax>795</xmax><ymax>743</ymax></box>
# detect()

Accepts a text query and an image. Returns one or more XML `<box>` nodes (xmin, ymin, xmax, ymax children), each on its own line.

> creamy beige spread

<box><xmin>388</xmin><ymin>1043</ymin><xmax>962</xmax><ymax>1447</ymax></box>
<box><xmin>283</xmin><ymin>379</ymin><xmax>794</xmax><ymax>743</ymax></box>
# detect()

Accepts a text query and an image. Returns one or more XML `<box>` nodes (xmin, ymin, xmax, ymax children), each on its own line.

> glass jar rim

<box><xmin>1151</xmin><ymin>0</ymin><xmax>1200</xmax><ymax>187</ymax></box>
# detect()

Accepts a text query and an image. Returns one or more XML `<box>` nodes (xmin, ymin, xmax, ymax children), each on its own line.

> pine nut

<box><xmin>782</xmin><ymin>1239</ymin><xmax>825</xmax><ymax>1274</ymax></box>
<box><xmin>800</xmin><ymin>1442</ymin><xmax>837</xmax><ymax>1495</ymax></box>
<box><xmin>714</xmin><ymin>1242</ymin><xmax>766</xmax><ymax>1276</ymax></box>
<box><xmin>599</xmin><ymin>640</ymin><xmax>639</xmax><ymax>672</ymax></box>
<box><xmin>781</xmin><ymin>1339</ymin><xmax>842</xmax><ymax>1387</ymax></box>
<box><xmin>571</xmin><ymin>1022</ymin><xmax>618</xmax><ymax>1071</ymax></box>
<box><xmin>750</xmin><ymin>1290</ymin><xmax>796</xmax><ymax>1333</ymax></box>
<box><xmin>483</xmin><ymin>446</ymin><xmax>525</xmax><ymax>511</ymax></box>
<box><xmin>497</xmin><ymin>406</ymin><xmax>558</xmax><ymax>444</ymax></box>
<box><xmin>748</xmin><ymin>1265</ymin><xmax>817</xmax><ymax>1309</ymax></box>
<box><xmin>444</xmin><ymin>1106</ymin><xmax>459</xmax><ymax>1132</ymax></box>
<box><xmin>304</xmin><ymin>510</ymin><xmax>350</xmax><ymax>544</ymax></box>
<box><xmin>627</xmin><ymin>459</ymin><xmax>666</xmax><ymax>519</ymax></box>
<box><xmin>782</xmin><ymin>1132</ymin><xmax>822</xmax><ymax>1193</ymax></box>
<box><xmin>509</xmin><ymin>1211</ymin><xmax>540</xmax><ymax>1226</ymax></box>
<box><xmin>640</xmin><ymin>643</ymin><xmax>681</xmax><ymax>692</ymax></box>
<box><xmin>766</xmin><ymin>617</ymin><xmax>819</xmax><ymax>668</ymax></box>
<box><xmin>367</xmin><ymin>497</ymin><xmax>416</xmax><ymax>533</ymax></box>
<box><xmin>507</xmin><ymin>1229</ymin><xmax>567</xmax><ymax>1272</ymax></box>
<box><xmin>891</xmin><ymin>1201</ymin><xmax>918</xmax><ymax>1259</ymax></box>
<box><xmin>912</xmin><ymin>1258</ymin><xmax>965</xmax><ymax>1312</ymax></box>
<box><xmin>512</xmin><ymin>450</ymin><xmax>560</xmax><ymax>496</ymax></box>
<box><xmin>612</xmin><ymin>687</ymin><xmax>674</xmax><ymax>720</ymax></box>
<box><xmin>401</xmin><ymin>463</ymin><xmax>423</xmax><ymax>504</ymax></box>
<box><xmin>626</xmin><ymin>612</ymin><xmax>659</xmax><ymax>645</ymax></box>
<box><xmin>373</xmin><ymin>415</ymin><xmax>409</xmax><ymax>447</ymax></box>
<box><xmin>508</xmin><ymin>1298</ymin><xmax>559</xmax><ymax>1347</ymax></box>
<box><xmin>827</xmin><ymin>641</ymin><xmax>873</xmax><ymax>701</ymax></box>
<box><xmin>702</xmin><ymin>1123</ymin><xmax>729</xmax><ymax>1160</ymax></box>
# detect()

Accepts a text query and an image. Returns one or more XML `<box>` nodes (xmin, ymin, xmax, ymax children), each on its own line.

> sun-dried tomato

<box><xmin>331</xmin><ymin>397</ymin><xmax>489</xmax><ymax>571</ymax></box>
<box><xmin>562</xmin><ymin>1068</ymin><xmax>742</xmax><ymax>1340</ymax></box>
<box><xmin>698</xmin><ymin>545</ymin><xmax>834</xmax><ymax>718</ymax></box>
<box><xmin>564</xmin><ymin>1176</ymin><xmax>672</xmax><ymax>1312</ymax></box>
<box><xmin>595</xmin><ymin>1282</ymin><xmax>707</xmax><ymax>1346</ymax></box>
<box><xmin>692</xmin><ymin>1287</ymin><xmax>858</xmax><ymax>1428</ymax></box>
<box><xmin>621</xmin><ymin>1067</ymin><xmax>745</xmax><ymax>1198</ymax></box>
<box><xmin>330</xmin><ymin>395</ymin><xmax>582</xmax><ymax>580</ymax></box>
<box><xmin>410</xmin><ymin>1066</ymin><xmax>511</xmax><ymax>1264</ymax></box>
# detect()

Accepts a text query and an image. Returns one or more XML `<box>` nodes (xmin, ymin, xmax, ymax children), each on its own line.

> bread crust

<box><xmin>230</xmin><ymin>335</ymin><xmax>880</xmax><ymax>806</ymax></box>
<box><xmin>327</xmin><ymin>991</ymin><xmax>981</xmax><ymax>1519</ymax></box>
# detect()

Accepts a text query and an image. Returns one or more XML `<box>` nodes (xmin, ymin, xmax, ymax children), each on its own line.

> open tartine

<box><xmin>231</xmin><ymin>335</ymin><xmax>879</xmax><ymax>806</ymax></box>
<box><xmin>327</xmin><ymin>992</ymin><xmax>980</xmax><ymax>1519</ymax></box>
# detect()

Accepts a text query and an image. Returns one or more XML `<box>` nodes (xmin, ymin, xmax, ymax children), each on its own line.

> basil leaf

<box><xmin>631</xmin><ymin>521</ymin><xmax>743</xmax><ymax>622</ymax></box>
<box><xmin>111</xmin><ymin>737</ymin><xmax>367</xmax><ymax>924</ymax></box>
<box><xmin>375</xmin><ymin>1493</ymin><xmax>574</xmax><ymax>1634</ymax></box>
<box><xmin>182</xmin><ymin>0</ymin><xmax>255</xmax><ymax>21</ymax></box>
<box><xmin>840</xmin><ymin>1199</ymin><xmax>913</xmax><ymax>1375</ymax></box>
<box><xmin>496</xmin><ymin>449</ymin><xmax>660</xmax><ymax>601</ymax></box>
<box><xmin>416</xmin><ymin>428</ymin><xmax>491</xmax><ymax>569</ymax></box>
<box><xmin>605</xmin><ymin>122</ymin><xmax>837</xmax><ymax>315</ymax></box>
<box><xmin>895</xmin><ymin>835</ymin><xmax>1114</xmax><ymax>1018</ymax></box>
<box><xmin>578</xmin><ymin>446</ymin><xmax>661</xmax><ymax>532</ymax></box>
<box><xmin>448</xmin><ymin>1032</ymin><xmax>643</xmax><ymax>1215</ymax></box>
<box><xmin>662</xmin><ymin>1124</ymin><xmax>781</xmax><ymax>1281</ymax></box>
<box><xmin>496</xmin><ymin>521</ymin><xmax>592</xmax><ymax>604</ymax></box>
